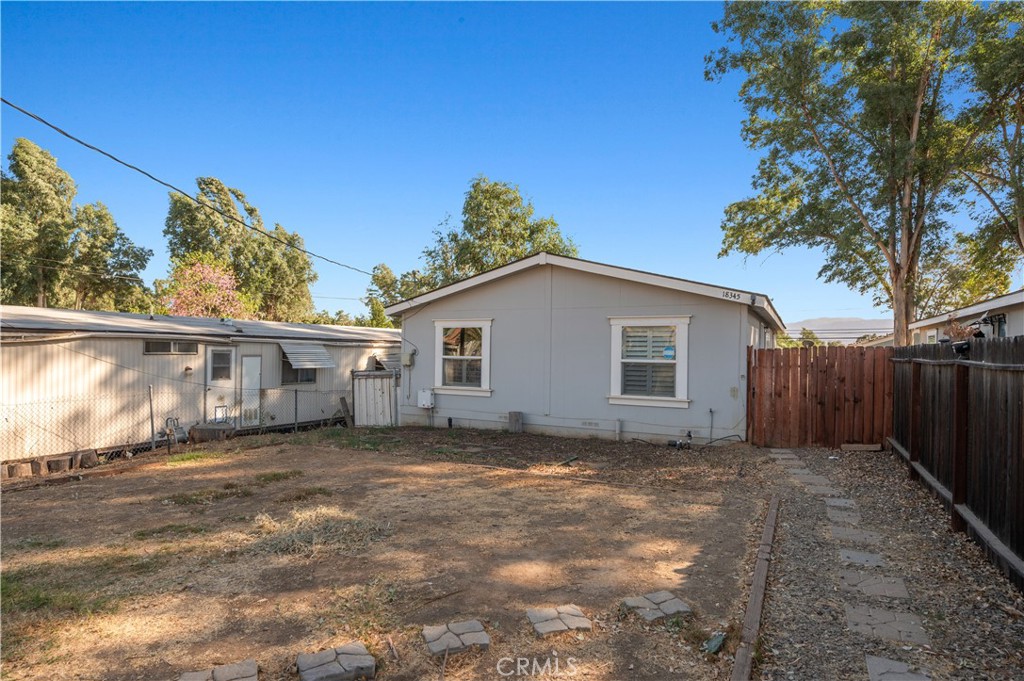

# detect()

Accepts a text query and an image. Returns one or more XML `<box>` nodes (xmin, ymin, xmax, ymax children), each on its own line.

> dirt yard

<box><xmin>1</xmin><ymin>427</ymin><xmax>773</xmax><ymax>680</ymax></box>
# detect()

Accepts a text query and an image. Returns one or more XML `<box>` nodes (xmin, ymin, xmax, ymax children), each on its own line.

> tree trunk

<box><xmin>35</xmin><ymin>267</ymin><xmax>46</xmax><ymax>307</ymax></box>
<box><xmin>892</xmin><ymin>276</ymin><xmax>916</xmax><ymax>346</ymax></box>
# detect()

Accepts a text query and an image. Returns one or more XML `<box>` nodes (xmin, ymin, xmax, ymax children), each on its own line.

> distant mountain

<box><xmin>785</xmin><ymin>317</ymin><xmax>893</xmax><ymax>344</ymax></box>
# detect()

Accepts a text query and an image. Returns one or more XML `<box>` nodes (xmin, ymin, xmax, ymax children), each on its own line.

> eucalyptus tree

<box><xmin>163</xmin><ymin>177</ymin><xmax>317</xmax><ymax>321</ymax></box>
<box><xmin>1</xmin><ymin>138</ymin><xmax>151</xmax><ymax>310</ymax></box>
<box><xmin>707</xmin><ymin>1</ymin><xmax>993</xmax><ymax>345</ymax></box>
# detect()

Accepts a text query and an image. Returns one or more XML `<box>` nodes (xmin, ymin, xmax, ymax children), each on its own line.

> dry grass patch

<box><xmin>132</xmin><ymin>523</ymin><xmax>207</xmax><ymax>540</ymax></box>
<box><xmin>276</xmin><ymin>486</ymin><xmax>332</xmax><ymax>503</ymax></box>
<box><xmin>248</xmin><ymin>506</ymin><xmax>392</xmax><ymax>557</ymax></box>
<box><xmin>254</xmin><ymin>469</ymin><xmax>304</xmax><ymax>485</ymax></box>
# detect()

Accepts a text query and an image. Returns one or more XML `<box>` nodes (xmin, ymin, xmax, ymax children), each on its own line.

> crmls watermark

<box><xmin>496</xmin><ymin>651</ymin><xmax>579</xmax><ymax>677</ymax></box>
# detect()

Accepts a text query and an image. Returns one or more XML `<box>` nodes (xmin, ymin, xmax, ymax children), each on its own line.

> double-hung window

<box><xmin>609</xmin><ymin>316</ymin><xmax>690</xmax><ymax>408</ymax></box>
<box><xmin>434</xmin><ymin>320</ymin><xmax>492</xmax><ymax>394</ymax></box>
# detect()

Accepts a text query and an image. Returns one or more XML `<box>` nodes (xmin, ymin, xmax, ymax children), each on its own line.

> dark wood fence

<box><xmin>890</xmin><ymin>337</ymin><xmax>1024</xmax><ymax>589</ymax></box>
<box><xmin>746</xmin><ymin>346</ymin><xmax>894</xmax><ymax>448</ymax></box>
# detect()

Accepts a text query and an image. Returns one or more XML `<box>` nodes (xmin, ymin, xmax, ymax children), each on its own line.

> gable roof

<box><xmin>909</xmin><ymin>288</ymin><xmax>1024</xmax><ymax>330</ymax></box>
<box><xmin>383</xmin><ymin>252</ymin><xmax>786</xmax><ymax>331</ymax></box>
<box><xmin>0</xmin><ymin>305</ymin><xmax>400</xmax><ymax>345</ymax></box>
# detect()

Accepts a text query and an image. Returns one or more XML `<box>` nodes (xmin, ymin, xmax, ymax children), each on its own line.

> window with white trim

<box><xmin>609</xmin><ymin>316</ymin><xmax>690</xmax><ymax>408</ymax></box>
<box><xmin>209</xmin><ymin>348</ymin><xmax>234</xmax><ymax>382</ymax></box>
<box><xmin>434</xmin><ymin>320</ymin><xmax>492</xmax><ymax>394</ymax></box>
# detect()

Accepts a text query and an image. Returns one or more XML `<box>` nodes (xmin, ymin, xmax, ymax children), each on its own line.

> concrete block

<box><xmin>448</xmin><ymin>619</ymin><xmax>483</xmax><ymax>635</ymax></box>
<box><xmin>47</xmin><ymin>457</ymin><xmax>71</xmax><ymax>473</ymax></box>
<box><xmin>9</xmin><ymin>462</ymin><xmax>33</xmax><ymax>478</ymax></box>
<box><xmin>645</xmin><ymin>590</ymin><xmax>677</xmax><ymax>604</ymax></box>
<box><xmin>526</xmin><ymin>608</ymin><xmax>559</xmax><ymax>624</ymax></box>
<box><xmin>298</xmin><ymin>649</ymin><xmax>337</xmax><ymax>672</ymax></box>
<box><xmin>211</xmin><ymin>659</ymin><xmax>258</xmax><ymax>681</ymax></box>
<box><xmin>458</xmin><ymin>631</ymin><xmax>490</xmax><ymax>650</ymax></box>
<box><xmin>623</xmin><ymin>596</ymin><xmax>656</xmax><ymax>610</ymax></box>
<box><xmin>426</xmin><ymin>632</ymin><xmax>466</xmax><ymax>657</ymax></box>
<box><xmin>533</xmin><ymin>618</ymin><xmax>568</xmax><ymax>636</ymax></box>
<box><xmin>560</xmin><ymin>614</ymin><xmax>592</xmax><ymax>630</ymax></box>
<box><xmin>178</xmin><ymin>672</ymin><xmax>213</xmax><ymax>681</ymax></box>
<box><xmin>80</xmin><ymin>450</ymin><xmax>99</xmax><ymax>468</ymax></box>
<box><xmin>659</xmin><ymin>598</ymin><xmax>692</xmax><ymax>616</ymax></box>
<box><xmin>421</xmin><ymin>624</ymin><xmax>449</xmax><ymax>643</ymax></box>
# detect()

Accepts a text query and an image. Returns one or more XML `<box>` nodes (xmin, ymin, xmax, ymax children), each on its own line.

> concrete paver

<box><xmin>525</xmin><ymin>604</ymin><xmax>593</xmax><ymax>636</ymax></box>
<box><xmin>622</xmin><ymin>591</ymin><xmax>692</xmax><ymax>622</ymax></box>
<box><xmin>793</xmin><ymin>474</ymin><xmax>833</xmax><ymax>486</ymax></box>
<box><xmin>824</xmin><ymin>498</ymin><xmax>857</xmax><ymax>508</ymax></box>
<box><xmin>840</xmin><ymin>549</ymin><xmax>885</xmax><ymax>567</ymax></box>
<box><xmin>179</xmin><ymin>660</ymin><xmax>258</xmax><ymax>681</ymax></box>
<box><xmin>297</xmin><ymin>642</ymin><xmax>375</xmax><ymax>681</ymax></box>
<box><xmin>827</xmin><ymin>508</ymin><xmax>862</xmax><ymax>525</ymax></box>
<box><xmin>831</xmin><ymin>526</ymin><xmax>883</xmax><ymax>544</ymax></box>
<box><xmin>840</xmin><ymin>570</ymin><xmax>910</xmax><ymax>598</ymax></box>
<box><xmin>422</xmin><ymin>620</ymin><xmax>490</xmax><ymax>657</ymax></box>
<box><xmin>865</xmin><ymin>655</ymin><xmax>931</xmax><ymax>680</ymax></box>
<box><xmin>845</xmin><ymin>605</ymin><xmax>930</xmax><ymax>645</ymax></box>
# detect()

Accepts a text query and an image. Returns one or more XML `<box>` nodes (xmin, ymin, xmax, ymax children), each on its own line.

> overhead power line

<box><xmin>1</xmin><ymin>97</ymin><xmax>372</xmax><ymax>276</ymax></box>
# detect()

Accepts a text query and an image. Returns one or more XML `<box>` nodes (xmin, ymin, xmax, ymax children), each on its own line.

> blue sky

<box><xmin>1</xmin><ymin>2</ymin><xmax>932</xmax><ymax>335</ymax></box>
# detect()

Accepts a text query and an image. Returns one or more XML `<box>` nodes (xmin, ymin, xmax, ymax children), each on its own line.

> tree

<box><xmin>914</xmin><ymin>229</ymin><xmax>1017</xmax><ymax>318</ymax></box>
<box><xmin>305</xmin><ymin>309</ymin><xmax>356</xmax><ymax>326</ymax></box>
<box><xmin>1</xmin><ymin>138</ymin><xmax>152</xmax><ymax>310</ymax></box>
<box><xmin>65</xmin><ymin>203</ymin><xmax>153</xmax><ymax>310</ymax></box>
<box><xmin>1</xmin><ymin>138</ymin><xmax>76</xmax><ymax>306</ymax></box>
<box><xmin>776</xmin><ymin>327</ymin><xmax>827</xmax><ymax>348</ymax></box>
<box><xmin>959</xmin><ymin>3</ymin><xmax>1024</xmax><ymax>257</ymax></box>
<box><xmin>707</xmin><ymin>2</ymin><xmax>993</xmax><ymax>345</ymax></box>
<box><xmin>158</xmin><ymin>252</ymin><xmax>251</xmax><ymax>319</ymax></box>
<box><xmin>163</xmin><ymin>177</ymin><xmax>317</xmax><ymax>321</ymax></box>
<box><xmin>368</xmin><ymin>175</ymin><xmax>578</xmax><ymax>306</ymax></box>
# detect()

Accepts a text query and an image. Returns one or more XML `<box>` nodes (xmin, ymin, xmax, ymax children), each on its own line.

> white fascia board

<box><xmin>909</xmin><ymin>289</ymin><xmax>1024</xmax><ymax>330</ymax></box>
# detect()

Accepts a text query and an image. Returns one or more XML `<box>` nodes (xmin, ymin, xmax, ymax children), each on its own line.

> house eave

<box><xmin>384</xmin><ymin>252</ymin><xmax>786</xmax><ymax>332</ymax></box>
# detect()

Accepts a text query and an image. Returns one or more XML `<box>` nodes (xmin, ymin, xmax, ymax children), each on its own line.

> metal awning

<box><xmin>279</xmin><ymin>342</ymin><xmax>336</xmax><ymax>369</ymax></box>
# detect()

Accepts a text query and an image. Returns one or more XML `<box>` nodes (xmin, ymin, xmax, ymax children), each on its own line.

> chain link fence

<box><xmin>1</xmin><ymin>388</ymin><xmax>353</xmax><ymax>462</ymax></box>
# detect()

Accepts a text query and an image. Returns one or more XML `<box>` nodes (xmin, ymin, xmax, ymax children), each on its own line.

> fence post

<box><xmin>908</xmin><ymin>361</ymin><xmax>922</xmax><ymax>480</ymax></box>
<box><xmin>294</xmin><ymin>389</ymin><xmax>299</xmax><ymax>433</ymax></box>
<box><xmin>148</xmin><ymin>385</ymin><xmax>156</xmax><ymax>451</ymax></box>
<box><xmin>950</xmin><ymin>362</ymin><xmax>970</xmax><ymax>533</ymax></box>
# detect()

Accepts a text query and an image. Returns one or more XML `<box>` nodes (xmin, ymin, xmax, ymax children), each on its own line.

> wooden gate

<box><xmin>747</xmin><ymin>346</ymin><xmax>894</xmax><ymax>448</ymax></box>
<box><xmin>352</xmin><ymin>370</ymin><xmax>398</xmax><ymax>427</ymax></box>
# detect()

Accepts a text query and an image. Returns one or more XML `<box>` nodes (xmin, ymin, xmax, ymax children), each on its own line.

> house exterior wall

<box><xmin>910</xmin><ymin>299</ymin><xmax>1024</xmax><ymax>344</ymax></box>
<box><xmin>0</xmin><ymin>337</ymin><xmax>392</xmax><ymax>461</ymax></box>
<box><xmin>397</xmin><ymin>265</ymin><xmax>752</xmax><ymax>442</ymax></box>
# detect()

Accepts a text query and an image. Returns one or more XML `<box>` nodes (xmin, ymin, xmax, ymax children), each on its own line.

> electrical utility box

<box><xmin>417</xmin><ymin>389</ymin><xmax>435</xmax><ymax>409</ymax></box>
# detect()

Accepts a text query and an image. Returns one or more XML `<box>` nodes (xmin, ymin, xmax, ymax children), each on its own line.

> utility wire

<box><xmin>1</xmin><ymin>97</ymin><xmax>373</xmax><ymax>276</ymax></box>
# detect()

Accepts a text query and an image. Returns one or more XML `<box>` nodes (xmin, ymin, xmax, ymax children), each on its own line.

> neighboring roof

<box><xmin>0</xmin><ymin>305</ymin><xmax>400</xmax><ymax>344</ymax></box>
<box><xmin>383</xmin><ymin>252</ymin><xmax>786</xmax><ymax>331</ymax></box>
<box><xmin>855</xmin><ymin>333</ymin><xmax>895</xmax><ymax>347</ymax></box>
<box><xmin>909</xmin><ymin>289</ymin><xmax>1024</xmax><ymax>330</ymax></box>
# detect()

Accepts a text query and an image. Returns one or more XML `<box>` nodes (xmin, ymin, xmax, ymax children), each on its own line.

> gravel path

<box><xmin>756</xmin><ymin>447</ymin><xmax>1024</xmax><ymax>680</ymax></box>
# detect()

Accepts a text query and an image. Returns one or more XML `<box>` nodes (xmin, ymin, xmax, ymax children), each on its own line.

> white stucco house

<box><xmin>384</xmin><ymin>253</ymin><xmax>785</xmax><ymax>443</ymax></box>
<box><xmin>909</xmin><ymin>288</ymin><xmax>1024</xmax><ymax>344</ymax></box>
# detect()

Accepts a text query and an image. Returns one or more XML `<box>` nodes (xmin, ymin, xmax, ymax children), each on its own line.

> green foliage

<box><xmin>0</xmin><ymin>138</ymin><xmax>151</xmax><ymax>310</ymax></box>
<box><xmin>959</xmin><ymin>3</ymin><xmax>1024</xmax><ymax>257</ymax></box>
<box><xmin>915</xmin><ymin>228</ymin><xmax>1018</xmax><ymax>318</ymax></box>
<box><xmin>707</xmin><ymin>2</ymin><xmax>1011</xmax><ymax>345</ymax></box>
<box><xmin>163</xmin><ymin>177</ymin><xmax>317</xmax><ymax>321</ymax></box>
<box><xmin>368</xmin><ymin>175</ymin><xmax>578</xmax><ymax>307</ymax></box>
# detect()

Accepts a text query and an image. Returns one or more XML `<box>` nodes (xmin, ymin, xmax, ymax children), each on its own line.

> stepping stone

<box><xmin>793</xmin><ymin>474</ymin><xmax>832</xmax><ymax>486</ymax></box>
<box><xmin>787</xmin><ymin>468</ymin><xmax>814</xmax><ymax>476</ymax></box>
<box><xmin>807</xmin><ymin>486</ymin><xmax>843</xmax><ymax>497</ymax></box>
<box><xmin>845</xmin><ymin>604</ymin><xmax>930</xmax><ymax>645</ymax></box>
<box><xmin>297</xmin><ymin>642</ymin><xmax>375</xmax><ymax>681</ymax></box>
<box><xmin>824</xmin><ymin>498</ymin><xmax>857</xmax><ymax>508</ymax></box>
<box><xmin>422</xmin><ymin>620</ymin><xmax>489</xmax><ymax>657</ymax></box>
<box><xmin>865</xmin><ymin>654</ymin><xmax>932</xmax><ymax>681</ymax></box>
<box><xmin>839</xmin><ymin>570</ymin><xmax>909</xmax><ymax>599</ymax></box>
<box><xmin>775</xmin><ymin>458</ymin><xmax>806</xmax><ymax>467</ymax></box>
<box><xmin>840</xmin><ymin>549</ymin><xmax>885</xmax><ymax>567</ymax></box>
<box><xmin>178</xmin><ymin>660</ymin><xmax>258</xmax><ymax>681</ymax></box>
<box><xmin>827</xmin><ymin>508</ymin><xmax>862</xmax><ymax>525</ymax></box>
<box><xmin>622</xmin><ymin>591</ymin><xmax>692</xmax><ymax>623</ymax></box>
<box><xmin>831</xmin><ymin>526</ymin><xmax>882</xmax><ymax>545</ymax></box>
<box><xmin>768</xmin><ymin>448</ymin><xmax>794</xmax><ymax>455</ymax></box>
<box><xmin>525</xmin><ymin>604</ymin><xmax>594</xmax><ymax>638</ymax></box>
